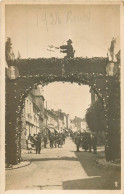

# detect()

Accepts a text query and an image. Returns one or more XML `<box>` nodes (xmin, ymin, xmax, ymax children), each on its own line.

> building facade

<box><xmin>21</xmin><ymin>86</ymin><xmax>45</xmax><ymax>149</ymax></box>
<box><xmin>45</xmin><ymin>109</ymin><xmax>67</xmax><ymax>135</ymax></box>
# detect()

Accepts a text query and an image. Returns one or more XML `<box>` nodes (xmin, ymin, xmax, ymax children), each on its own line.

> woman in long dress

<box><xmin>27</xmin><ymin>137</ymin><xmax>32</xmax><ymax>153</ymax></box>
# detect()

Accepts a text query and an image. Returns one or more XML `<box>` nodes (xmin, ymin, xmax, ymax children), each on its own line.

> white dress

<box><xmin>27</xmin><ymin>139</ymin><xmax>32</xmax><ymax>149</ymax></box>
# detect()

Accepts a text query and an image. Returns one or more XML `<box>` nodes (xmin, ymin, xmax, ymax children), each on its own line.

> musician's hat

<box><xmin>67</xmin><ymin>39</ymin><xmax>73</xmax><ymax>43</ymax></box>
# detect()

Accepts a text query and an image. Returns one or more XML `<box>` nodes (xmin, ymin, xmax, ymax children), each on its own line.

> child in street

<box><xmin>27</xmin><ymin>136</ymin><xmax>33</xmax><ymax>154</ymax></box>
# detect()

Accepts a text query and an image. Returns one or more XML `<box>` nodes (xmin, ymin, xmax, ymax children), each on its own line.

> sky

<box><xmin>5</xmin><ymin>4</ymin><xmax>120</xmax><ymax>58</ymax></box>
<box><xmin>43</xmin><ymin>82</ymin><xmax>91</xmax><ymax>119</ymax></box>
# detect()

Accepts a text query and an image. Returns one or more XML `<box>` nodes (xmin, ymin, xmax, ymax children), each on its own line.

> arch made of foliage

<box><xmin>5</xmin><ymin>56</ymin><xmax>120</xmax><ymax>164</ymax></box>
<box><xmin>6</xmin><ymin>72</ymin><xmax>112</xmax><ymax>164</ymax></box>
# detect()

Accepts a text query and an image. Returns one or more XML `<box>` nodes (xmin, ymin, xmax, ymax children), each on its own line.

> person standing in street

<box><xmin>58</xmin><ymin>133</ymin><xmax>61</xmax><ymax>148</ymax></box>
<box><xmin>43</xmin><ymin>135</ymin><xmax>47</xmax><ymax>148</ymax></box>
<box><xmin>49</xmin><ymin>134</ymin><xmax>54</xmax><ymax>148</ymax></box>
<box><xmin>88</xmin><ymin>132</ymin><xmax>92</xmax><ymax>152</ymax></box>
<box><xmin>35</xmin><ymin>133</ymin><xmax>41</xmax><ymax>154</ymax></box>
<box><xmin>60</xmin><ymin>133</ymin><xmax>63</xmax><ymax>147</ymax></box>
<box><xmin>56</xmin><ymin>134</ymin><xmax>59</xmax><ymax>148</ymax></box>
<box><xmin>53</xmin><ymin>134</ymin><xmax>57</xmax><ymax>148</ymax></box>
<box><xmin>62</xmin><ymin>133</ymin><xmax>66</xmax><ymax>144</ymax></box>
<box><xmin>92</xmin><ymin>132</ymin><xmax>97</xmax><ymax>154</ymax></box>
<box><xmin>82</xmin><ymin>131</ymin><xmax>89</xmax><ymax>152</ymax></box>
<box><xmin>75</xmin><ymin>132</ymin><xmax>81</xmax><ymax>152</ymax></box>
<box><xmin>27</xmin><ymin>136</ymin><xmax>33</xmax><ymax>154</ymax></box>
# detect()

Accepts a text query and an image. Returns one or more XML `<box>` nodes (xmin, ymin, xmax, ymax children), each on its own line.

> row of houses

<box><xmin>46</xmin><ymin>109</ymin><xmax>68</xmax><ymax>134</ymax></box>
<box><xmin>21</xmin><ymin>85</ymin><xmax>70</xmax><ymax>148</ymax></box>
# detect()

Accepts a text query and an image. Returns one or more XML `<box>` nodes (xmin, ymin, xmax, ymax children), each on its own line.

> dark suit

<box><xmin>35</xmin><ymin>135</ymin><xmax>41</xmax><ymax>154</ymax></box>
<box><xmin>60</xmin><ymin>45</ymin><xmax>74</xmax><ymax>58</ymax></box>
<box><xmin>75</xmin><ymin>135</ymin><xmax>81</xmax><ymax>152</ymax></box>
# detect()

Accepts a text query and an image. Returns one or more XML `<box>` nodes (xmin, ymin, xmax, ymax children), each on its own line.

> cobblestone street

<box><xmin>6</xmin><ymin>137</ymin><xmax>120</xmax><ymax>190</ymax></box>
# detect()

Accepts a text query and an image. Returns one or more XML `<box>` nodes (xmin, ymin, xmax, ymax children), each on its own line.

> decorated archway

<box><xmin>6</xmin><ymin>57</ymin><xmax>120</xmax><ymax>164</ymax></box>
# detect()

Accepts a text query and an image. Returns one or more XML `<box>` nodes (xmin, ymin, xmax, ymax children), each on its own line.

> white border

<box><xmin>0</xmin><ymin>1</ymin><xmax>123</xmax><ymax>194</ymax></box>
<box><xmin>0</xmin><ymin>1</ymin><xmax>5</xmax><ymax>194</ymax></box>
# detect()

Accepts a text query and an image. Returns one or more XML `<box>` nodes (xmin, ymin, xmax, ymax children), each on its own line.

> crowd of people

<box><xmin>26</xmin><ymin>132</ymin><xmax>66</xmax><ymax>154</ymax></box>
<box><xmin>49</xmin><ymin>133</ymin><xmax>66</xmax><ymax>148</ymax></box>
<box><xmin>26</xmin><ymin>130</ymin><xmax>97</xmax><ymax>154</ymax></box>
<box><xmin>71</xmin><ymin>131</ymin><xmax>97</xmax><ymax>153</ymax></box>
<box><xmin>26</xmin><ymin>133</ymin><xmax>42</xmax><ymax>154</ymax></box>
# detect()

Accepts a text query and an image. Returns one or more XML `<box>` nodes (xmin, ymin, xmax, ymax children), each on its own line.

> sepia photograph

<box><xmin>0</xmin><ymin>0</ymin><xmax>123</xmax><ymax>193</ymax></box>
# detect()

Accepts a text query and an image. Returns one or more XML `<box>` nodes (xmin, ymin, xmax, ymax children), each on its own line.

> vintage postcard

<box><xmin>0</xmin><ymin>0</ymin><xmax>123</xmax><ymax>194</ymax></box>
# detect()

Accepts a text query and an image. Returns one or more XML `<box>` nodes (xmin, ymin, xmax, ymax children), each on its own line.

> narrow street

<box><xmin>6</xmin><ymin>137</ymin><xmax>120</xmax><ymax>190</ymax></box>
